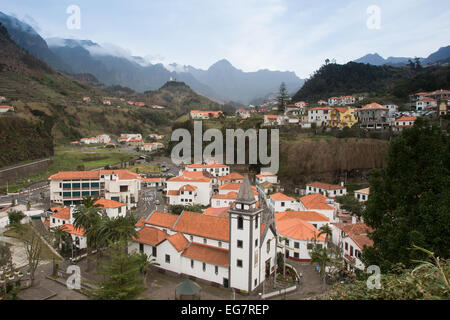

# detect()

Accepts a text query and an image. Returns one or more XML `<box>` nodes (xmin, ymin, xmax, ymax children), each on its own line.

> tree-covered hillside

<box><xmin>292</xmin><ymin>61</ymin><xmax>450</xmax><ymax>103</ymax></box>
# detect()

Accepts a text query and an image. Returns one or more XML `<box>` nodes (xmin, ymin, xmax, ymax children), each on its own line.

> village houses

<box><xmin>129</xmin><ymin>177</ymin><xmax>278</xmax><ymax>293</ymax></box>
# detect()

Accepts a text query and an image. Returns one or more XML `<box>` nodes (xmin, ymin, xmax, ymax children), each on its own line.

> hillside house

<box><xmin>305</xmin><ymin>181</ymin><xmax>347</xmax><ymax>198</ymax></box>
<box><xmin>0</xmin><ymin>105</ymin><xmax>14</xmax><ymax>113</ymax></box>
<box><xmin>331</xmin><ymin>223</ymin><xmax>374</xmax><ymax>271</ymax></box>
<box><xmin>299</xmin><ymin>193</ymin><xmax>337</xmax><ymax>222</ymax></box>
<box><xmin>184</xmin><ymin>162</ymin><xmax>230</xmax><ymax>177</ymax></box>
<box><xmin>190</xmin><ymin>110</ymin><xmax>223</xmax><ymax>120</ymax></box>
<box><xmin>166</xmin><ymin>171</ymin><xmax>212</xmax><ymax>206</ymax></box>
<box><xmin>275</xmin><ymin>211</ymin><xmax>328</xmax><ymax>261</ymax></box>
<box><xmin>94</xmin><ymin>198</ymin><xmax>127</xmax><ymax>218</ymax></box>
<box><xmin>354</xmin><ymin>103</ymin><xmax>389</xmax><ymax>130</ymax></box>
<box><xmin>329</xmin><ymin>107</ymin><xmax>357</xmax><ymax>128</ymax></box>
<box><xmin>308</xmin><ymin>107</ymin><xmax>333</xmax><ymax>127</ymax></box>
<box><xmin>416</xmin><ymin>97</ymin><xmax>437</xmax><ymax>111</ymax></box>
<box><xmin>394</xmin><ymin>116</ymin><xmax>417</xmax><ymax>132</ymax></box>
<box><xmin>236</xmin><ymin>108</ymin><xmax>251</xmax><ymax>119</ymax></box>
<box><xmin>141</xmin><ymin>177</ymin><xmax>166</xmax><ymax>188</ymax></box>
<box><xmin>82</xmin><ymin>97</ymin><xmax>91</xmax><ymax>103</ymax></box>
<box><xmin>354</xmin><ymin>188</ymin><xmax>370</xmax><ymax>202</ymax></box>
<box><xmin>268</xmin><ymin>193</ymin><xmax>299</xmax><ymax>213</ymax></box>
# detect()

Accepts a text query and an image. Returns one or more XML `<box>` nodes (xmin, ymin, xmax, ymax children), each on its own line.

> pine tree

<box><xmin>362</xmin><ymin>118</ymin><xmax>450</xmax><ymax>271</ymax></box>
<box><xmin>89</xmin><ymin>241</ymin><xmax>145</xmax><ymax>300</ymax></box>
<box><xmin>277</xmin><ymin>82</ymin><xmax>289</xmax><ymax>113</ymax></box>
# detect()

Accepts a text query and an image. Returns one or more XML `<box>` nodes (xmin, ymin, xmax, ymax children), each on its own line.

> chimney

<box><xmin>340</xmin><ymin>181</ymin><xmax>344</xmax><ymax>187</ymax></box>
<box><xmin>351</xmin><ymin>215</ymin><xmax>357</xmax><ymax>224</ymax></box>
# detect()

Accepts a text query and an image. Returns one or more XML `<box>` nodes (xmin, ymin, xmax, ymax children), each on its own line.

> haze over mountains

<box><xmin>354</xmin><ymin>46</ymin><xmax>450</xmax><ymax>66</ymax></box>
<box><xmin>0</xmin><ymin>11</ymin><xmax>304</xmax><ymax>104</ymax></box>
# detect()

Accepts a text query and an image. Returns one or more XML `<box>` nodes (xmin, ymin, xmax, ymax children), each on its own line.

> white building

<box><xmin>308</xmin><ymin>107</ymin><xmax>333</xmax><ymax>126</ymax></box>
<box><xmin>416</xmin><ymin>98</ymin><xmax>437</xmax><ymax>111</ymax></box>
<box><xmin>255</xmin><ymin>172</ymin><xmax>278</xmax><ymax>185</ymax></box>
<box><xmin>331</xmin><ymin>223</ymin><xmax>374</xmax><ymax>271</ymax></box>
<box><xmin>299</xmin><ymin>193</ymin><xmax>337</xmax><ymax>222</ymax></box>
<box><xmin>305</xmin><ymin>181</ymin><xmax>347</xmax><ymax>198</ymax></box>
<box><xmin>0</xmin><ymin>105</ymin><xmax>14</xmax><ymax>113</ymax></box>
<box><xmin>354</xmin><ymin>188</ymin><xmax>370</xmax><ymax>202</ymax></box>
<box><xmin>47</xmin><ymin>206</ymin><xmax>87</xmax><ymax>249</ymax></box>
<box><xmin>268</xmin><ymin>193</ymin><xmax>300</xmax><ymax>213</ymax></box>
<box><xmin>96</xmin><ymin>134</ymin><xmax>111</xmax><ymax>144</ymax></box>
<box><xmin>129</xmin><ymin>177</ymin><xmax>278</xmax><ymax>293</ymax></box>
<box><xmin>166</xmin><ymin>171</ymin><xmax>212</xmax><ymax>206</ymax></box>
<box><xmin>49</xmin><ymin>169</ymin><xmax>141</xmax><ymax>209</ymax></box>
<box><xmin>275</xmin><ymin>211</ymin><xmax>328</xmax><ymax>261</ymax></box>
<box><xmin>394</xmin><ymin>116</ymin><xmax>417</xmax><ymax>132</ymax></box>
<box><xmin>184</xmin><ymin>162</ymin><xmax>230</xmax><ymax>177</ymax></box>
<box><xmin>141</xmin><ymin>142</ymin><xmax>164</xmax><ymax>152</ymax></box>
<box><xmin>94</xmin><ymin>198</ymin><xmax>127</xmax><ymax>218</ymax></box>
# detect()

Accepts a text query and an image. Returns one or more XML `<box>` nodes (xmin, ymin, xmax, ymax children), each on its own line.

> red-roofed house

<box><xmin>184</xmin><ymin>162</ymin><xmax>230</xmax><ymax>177</ymax></box>
<box><xmin>308</xmin><ymin>107</ymin><xmax>333</xmax><ymax>126</ymax></box>
<box><xmin>331</xmin><ymin>222</ymin><xmax>374</xmax><ymax>271</ymax></box>
<box><xmin>166</xmin><ymin>171</ymin><xmax>212</xmax><ymax>205</ymax></box>
<box><xmin>299</xmin><ymin>194</ymin><xmax>337</xmax><ymax>222</ymax></box>
<box><xmin>306</xmin><ymin>181</ymin><xmax>347</xmax><ymax>198</ymax></box>
<box><xmin>394</xmin><ymin>116</ymin><xmax>417</xmax><ymax>132</ymax></box>
<box><xmin>268</xmin><ymin>192</ymin><xmax>299</xmax><ymax>212</ymax></box>
<box><xmin>94</xmin><ymin>198</ymin><xmax>127</xmax><ymax>218</ymax></box>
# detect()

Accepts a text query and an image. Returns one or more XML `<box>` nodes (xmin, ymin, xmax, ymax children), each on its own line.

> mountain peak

<box><xmin>208</xmin><ymin>59</ymin><xmax>235</xmax><ymax>71</ymax></box>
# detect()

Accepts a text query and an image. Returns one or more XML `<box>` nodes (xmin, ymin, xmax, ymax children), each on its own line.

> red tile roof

<box><xmin>307</xmin><ymin>181</ymin><xmax>344</xmax><ymax>190</ymax></box>
<box><xmin>94</xmin><ymin>198</ymin><xmax>126</xmax><ymax>209</ymax></box>
<box><xmin>181</xmin><ymin>243</ymin><xmax>229</xmax><ymax>267</ymax></box>
<box><xmin>275</xmin><ymin>211</ymin><xmax>329</xmax><ymax>222</ymax></box>
<box><xmin>203</xmin><ymin>207</ymin><xmax>229</xmax><ymax>218</ymax></box>
<box><xmin>276</xmin><ymin>219</ymin><xmax>325</xmax><ymax>241</ymax></box>
<box><xmin>300</xmin><ymin>194</ymin><xmax>334</xmax><ymax>210</ymax></box>
<box><xmin>49</xmin><ymin>171</ymin><xmax>100</xmax><ymax>180</ymax></box>
<box><xmin>168</xmin><ymin>171</ymin><xmax>211</xmax><ymax>183</ymax></box>
<box><xmin>50</xmin><ymin>207</ymin><xmax>71</xmax><ymax>220</ymax></box>
<box><xmin>211</xmin><ymin>192</ymin><xmax>238</xmax><ymax>200</ymax></box>
<box><xmin>60</xmin><ymin>224</ymin><xmax>85</xmax><ymax>237</ymax></box>
<box><xmin>145</xmin><ymin>211</ymin><xmax>179</xmax><ymax>229</ymax></box>
<box><xmin>270</xmin><ymin>192</ymin><xmax>295</xmax><ymax>201</ymax></box>
<box><xmin>167</xmin><ymin>233</ymin><xmax>189</xmax><ymax>252</ymax></box>
<box><xmin>174</xmin><ymin>211</ymin><xmax>229</xmax><ymax>241</ymax></box>
<box><xmin>133</xmin><ymin>226</ymin><xmax>167</xmax><ymax>246</ymax></box>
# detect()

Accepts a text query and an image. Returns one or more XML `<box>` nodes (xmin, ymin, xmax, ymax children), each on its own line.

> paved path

<box><xmin>17</xmin><ymin>262</ymin><xmax>88</xmax><ymax>300</ymax></box>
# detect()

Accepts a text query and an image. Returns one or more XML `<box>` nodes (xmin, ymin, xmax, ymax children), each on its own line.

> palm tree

<box><xmin>51</xmin><ymin>225</ymin><xmax>68</xmax><ymax>250</ymax></box>
<box><xmin>73</xmin><ymin>205</ymin><xmax>102</xmax><ymax>271</ymax></box>
<box><xmin>97</xmin><ymin>215</ymin><xmax>137</xmax><ymax>245</ymax></box>
<box><xmin>81</xmin><ymin>195</ymin><xmax>99</xmax><ymax>208</ymax></box>
<box><xmin>318</xmin><ymin>224</ymin><xmax>333</xmax><ymax>245</ymax></box>
<box><xmin>310</xmin><ymin>246</ymin><xmax>331</xmax><ymax>290</ymax></box>
<box><xmin>134</xmin><ymin>252</ymin><xmax>159</xmax><ymax>286</ymax></box>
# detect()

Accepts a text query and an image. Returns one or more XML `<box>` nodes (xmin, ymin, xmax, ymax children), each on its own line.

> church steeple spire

<box><xmin>236</xmin><ymin>175</ymin><xmax>255</xmax><ymax>205</ymax></box>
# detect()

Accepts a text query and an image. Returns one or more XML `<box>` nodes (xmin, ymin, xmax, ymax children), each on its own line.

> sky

<box><xmin>1</xmin><ymin>0</ymin><xmax>449</xmax><ymax>78</ymax></box>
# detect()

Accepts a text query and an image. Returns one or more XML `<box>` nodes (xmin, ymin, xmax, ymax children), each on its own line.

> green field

<box><xmin>3</xmin><ymin>148</ymin><xmax>137</xmax><ymax>193</ymax></box>
<box><xmin>127</xmin><ymin>164</ymin><xmax>161</xmax><ymax>174</ymax></box>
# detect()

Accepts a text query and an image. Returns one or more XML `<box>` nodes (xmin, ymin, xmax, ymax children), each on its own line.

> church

<box><xmin>128</xmin><ymin>176</ymin><xmax>278</xmax><ymax>293</ymax></box>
